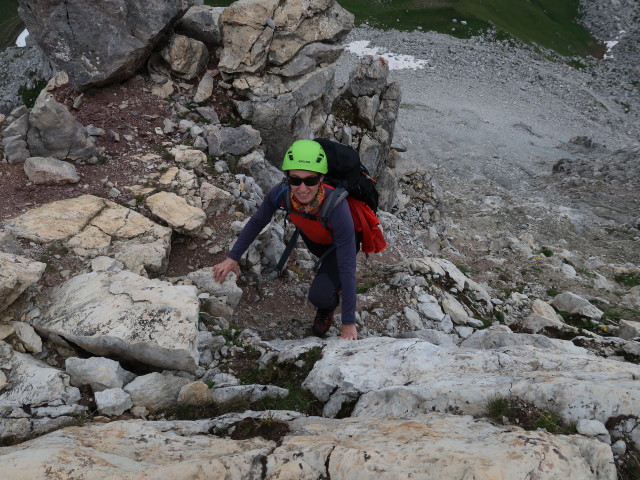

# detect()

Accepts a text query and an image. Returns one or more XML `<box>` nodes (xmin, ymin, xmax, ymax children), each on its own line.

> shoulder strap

<box><xmin>273</xmin><ymin>178</ymin><xmax>291</xmax><ymax>211</ymax></box>
<box><xmin>318</xmin><ymin>186</ymin><xmax>349</xmax><ymax>230</ymax></box>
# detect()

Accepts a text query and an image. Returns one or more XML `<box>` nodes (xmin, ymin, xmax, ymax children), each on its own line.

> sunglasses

<box><xmin>287</xmin><ymin>175</ymin><xmax>322</xmax><ymax>187</ymax></box>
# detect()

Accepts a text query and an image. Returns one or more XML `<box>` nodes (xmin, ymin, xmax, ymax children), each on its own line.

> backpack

<box><xmin>314</xmin><ymin>137</ymin><xmax>380</xmax><ymax>213</ymax></box>
<box><xmin>274</xmin><ymin>139</ymin><xmax>386</xmax><ymax>272</ymax></box>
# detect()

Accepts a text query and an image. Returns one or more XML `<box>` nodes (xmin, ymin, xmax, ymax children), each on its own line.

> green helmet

<box><xmin>281</xmin><ymin>140</ymin><xmax>328</xmax><ymax>174</ymax></box>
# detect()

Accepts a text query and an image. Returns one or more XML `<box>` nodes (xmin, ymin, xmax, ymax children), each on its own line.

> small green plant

<box><xmin>484</xmin><ymin>395</ymin><xmax>575</xmax><ymax>434</ymax></box>
<box><xmin>204</xmin><ymin>380</ymin><xmax>214</xmax><ymax>389</ymax></box>
<box><xmin>134</xmin><ymin>194</ymin><xmax>145</xmax><ymax>204</ymax></box>
<box><xmin>486</xmin><ymin>395</ymin><xmax>515</xmax><ymax>421</ymax></box>
<box><xmin>152</xmin><ymin>144</ymin><xmax>173</xmax><ymax>161</ymax></box>
<box><xmin>546</xmin><ymin>288</ymin><xmax>560</xmax><ymax>297</ymax></box>
<box><xmin>356</xmin><ymin>281</ymin><xmax>377</xmax><ymax>294</ymax></box>
<box><xmin>229</xmin><ymin>416</ymin><xmax>290</xmax><ymax>444</ymax></box>
<box><xmin>97</xmin><ymin>156</ymin><xmax>109</xmax><ymax>165</ymax></box>
<box><xmin>494</xmin><ymin>311</ymin><xmax>505</xmax><ymax>322</ymax></box>
<box><xmin>539</xmin><ymin>247</ymin><xmax>554</xmax><ymax>257</ymax></box>
<box><xmin>18</xmin><ymin>79</ymin><xmax>47</xmax><ymax>109</ymax></box>
<box><xmin>614</xmin><ymin>273</ymin><xmax>640</xmax><ymax>288</ymax></box>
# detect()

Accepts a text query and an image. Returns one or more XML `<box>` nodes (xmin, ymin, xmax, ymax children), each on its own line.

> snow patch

<box><xmin>16</xmin><ymin>29</ymin><xmax>29</xmax><ymax>47</ymax></box>
<box><xmin>345</xmin><ymin>40</ymin><xmax>429</xmax><ymax>70</ymax></box>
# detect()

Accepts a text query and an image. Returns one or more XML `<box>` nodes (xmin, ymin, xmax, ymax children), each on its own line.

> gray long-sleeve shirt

<box><xmin>228</xmin><ymin>183</ymin><xmax>357</xmax><ymax>324</ymax></box>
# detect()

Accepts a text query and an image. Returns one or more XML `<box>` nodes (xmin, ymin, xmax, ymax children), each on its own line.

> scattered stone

<box><xmin>23</xmin><ymin>157</ymin><xmax>80</xmax><ymax>184</ymax></box>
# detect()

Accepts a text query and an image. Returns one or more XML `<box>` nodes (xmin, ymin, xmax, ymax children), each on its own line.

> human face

<box><xmin>288</xmin><ymin>170</ymin><xmax>323</xmax><ymax>204</ymax></box>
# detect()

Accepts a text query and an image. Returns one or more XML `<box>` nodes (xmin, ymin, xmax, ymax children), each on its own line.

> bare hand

<box><xmin>212</xmin><ymin>258</ymin><xmax>240</xmax><ymax>283</ymax></box>
<box><xmin>340</xmin><ymin>324</ymin><xmax>358</xmax><ymax>340</ymax></box>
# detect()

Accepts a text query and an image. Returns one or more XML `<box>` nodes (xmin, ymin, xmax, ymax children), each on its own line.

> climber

<box><xmin>212</xmin><ymin>139</ymin><xmax>359</xmax><ymax>340</ymax></box>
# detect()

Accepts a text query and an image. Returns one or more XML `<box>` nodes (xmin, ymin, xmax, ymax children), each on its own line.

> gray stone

<box><xmin>161</xmin><ymin>34</ymin><xmax>209</xmax><ymax>81</ymax></box>
<box><xmin>27</xmin><ymin>92</ymin><xmax>98</xmax><ymax>161</ymax></box>
<box><xmin>356</xmin><ymin>94</ymin><xmax>380</xmax><ymax>129</ymax></box>
<box><xmin>218</xmin><ymin>0</ymin><xmax>279</xmax><ymax>73</ymax></box>
<box><xmin>205</xmin><ymin>124</ymin><xmax>262</xmax><ymax>157</ymax></box>
<box><xmin>210</xmin><ymin>384</ymin><xmax>288</xmax><ymax>404</ymax></box>
<box><xmin>348</xmin><ymin>55</ymin><xmax>390</xmax><ymax>97</ymax></box>
<box><xmin>551</xmin><ymin>292</ymin><xmax>603</xmax><ymax>319</ymax></box>
<box><xmin>124</xmin><ymin>372</ymin><xmax>190</xmax><ymax>413</ymax></box>
<box><xmin>24</xmin><ymin>157</ymin><xmax>80</xmax><ymax>184</ymax></box>
<box><xmin>618</xmin><ymin>319</ymin><xmax>640</xmax><ymax>340</ymax></box>
<box><xmin>175</xmin><ymin>5</ymin><xmax>225</xmax><ymax>45</ymax></box>
<box><xmin>2</xmin><ymin>135</ymin><xmax>30</xmax><ymax>164</ymax></box>
<box><xmin>11</xmin><ymin>321</ymin><xmax>42</xmax><ymax>353</ymax></box>
<box><xmin>65</xmin><ymin>357</ymin><xmax>135</xmax><ymax>392</ymax></box>
<box><xmin>195</xmin><ymin>106</ymin><xmax>220</xmax><ymax>124</ymax></box>
<box><xmin>0</xmin><ymin>252</ymin><xmax>46</xmax><ymax>313</ymax></box>
<box><xmin>94</xmin><ymin>388</ymin><xmax>133</xmax><ymax>416</ymax></box>
<box><xmin>18</xmin><ymin>0</ymin><xmax>190</xmax><ymax>89</ymax></box>
<box><xmin>193</xmin><ymin>72</ymin><xmax>214</xmax><ymax>103</ymax></box>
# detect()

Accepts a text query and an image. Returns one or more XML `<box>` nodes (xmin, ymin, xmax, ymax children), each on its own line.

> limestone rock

<box><xmin>3</xmin><ymin>195</ymin><xmax>172</xmax><ymax>275</ymax></box>
<box><xmin>266</xmin><ymin>414</ymin><xmax>615</xmax><ymax>480</ymax></box>
<box><xmin>31</xmin><ymin>270</ymin><xmax>200</xmax><ymax>372</ymax></box>
<box><xmin>193</xmin><ymin>71</ymin><xmax>214</xmax><ymax>103</ymax></box>
<box><xmin>0</xmin><ymin>419</ymin><xmax>273</xmax><ymax>478</ymax></box>
<box><xmin>204</xmin><ymin>124</ymin><xmax>262</xmax><ymax>157</ymax></box>
<box><xmin>23</xmin><ymin>156</ymin><xmax>80</xmax><ymax>184</ymax></box>
<box><xmin>348</xmin><ymin>54</ymin><xmax>390</xmax><ymax>97</ymax></box>
<box><xmin>2</xmin><ymin>195</ymin><xmax>105</xmax><ymax>243</ymax></box>
<box><xmin>199</xmin><ymin>181</ymin><xmax>234</xmax><ymax>215</ymax></box>
<box><xmin>171</xmin><ymin>147</ymin><xmax>207</xmax><ymax>169</ymax></box>
<box><xmin>0</xmin><ymin>348</ymin><xmax>81</xmax><ymax>411</ymax></box>
<box><xmin>27</xmin><ymin>92</ymin><xmax>98</xmax><ymax>161</ymax></box>
<box><xmin>146</xmin><ymin>191</ymin><xmax>206</xmax><ymax>235</ymax></box>
<box><xmin>175</xmin><ymin>5</ymin><xmax>225</xmax><ymax>45</ymax></box>
<box><xmin>552</xmin><ymin>291</ymin><xmax>603</xmax><ymax>319</ymax></box>
<box><xmin>618</xmin><ymin>319</ymin><xmax>640</xmax><ymax>340</ymax></box>
<box><xmin>94</xmin><ymin>388</ymin><xmax>133</xmax><ymax>416</ymax></box>
<box><xmin>210</xmin><ymin>384</ymin><xmax>288</xmax><ymax>404</ymax></box>
<box><xmin>236</xmin><ymin>149</ymin><xmax>283</xmax><ymax>194</ymax></box>
<box><xmin>218</xmin><ymin>0</ymin><xmax>279</xmax><ymax>73</ymax></box>
<box><xmin>268</xmin><ymin>0</ymin><xmax>354</xmax><ymax>66</ymax></box>
<box><xmin>302</xmin><ymin>336</ymin><xmax>640</xmax><ymax>422</ymax></box>
<box><xmin>177</xmin><ymin>381</ymin><xmax>213</xmax><ymax>407</ymax></box>
<box><xmin>10</xmin><ymin>321</ymin><xmax>42</xmax><ymax>353</ymax></box>
<box><xmin>124</xmin><ymin>372</ymin><xmax>190</xmax><ymax>413</ymax></box>
<box><xmin>186</xmin><ymin>267</ymin><xmax>243</xmax><ymax>310</ymax></box>
<box><xmin>18</xmin><ymin>0</ymin><xmax>190</xmax><ymax>89</ymax></box>
<box><xmin>0</xmin><ymin>252</ymin><xmax>46</xmax><ymax>312</ymax></box>
<box><xmin>65</xmin><ymin>357</ymin><xmax>135</xmax><ymax>392</ymax></box>
<box><xmin>2</xmin><ymin>135</ymin><xmax>30</xmax><ymax>164</ymax></box>
<box><xmin>161</xmin><ymin>34</ymin><xmax>209</xmax><ymax>81</ymax></box>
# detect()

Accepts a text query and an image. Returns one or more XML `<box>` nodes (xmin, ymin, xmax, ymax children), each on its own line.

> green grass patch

<box><xmin>485</xmin><ymin>395</ymin><xmax>576</xmax><ymax>434</ymax></box>
<box><xmin>18</xmin><ymin>79</ymin><xmax>47</xmax><ymax>109</ymax></box>
<box><xmin>237</xmin><ymin>346</ymin><xmax>325</xmax><ymax>415</ymax></box>
<box><xmin>614</xmin><ymin>273</ymin><xmax>640</xmax><ymax>288</ymax></box>
<box><xmin>538</xmin><ymin>247</ymin><xmax>554</xmax><ymax>257</ymax></box>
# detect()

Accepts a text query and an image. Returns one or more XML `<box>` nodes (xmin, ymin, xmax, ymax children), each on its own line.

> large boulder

<box><xmin>17</xmin><ymin>0</ymin><xmax>192</xmax><ymax>90</ymax></box>
<box><xmin>29</xmin><ymin>270</ymin><xmax>200</xmax><ymax>372</ymax></box>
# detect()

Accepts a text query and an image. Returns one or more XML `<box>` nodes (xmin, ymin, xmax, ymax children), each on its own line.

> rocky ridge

<box><xmin>0</xmin><ymin>1</ymin><xmax>639</xmax><ymax>479</ymax></box>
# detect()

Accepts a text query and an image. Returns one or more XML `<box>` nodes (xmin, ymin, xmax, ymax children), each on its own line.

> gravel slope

<box><xmin>337</xmin><ymin>22</ymin><xmax>640</xmax><ymax>267</ymax></box>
